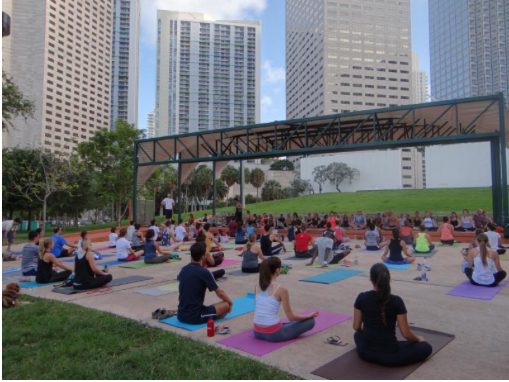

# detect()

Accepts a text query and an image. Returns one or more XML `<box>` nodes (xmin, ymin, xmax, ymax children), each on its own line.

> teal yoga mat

<box><xmin>300</xmin><ymin>269</ymin><xmax>362</xmax><ymax>284</ymax></box>
<box><xmin>384</xmin><ymin>262</ymin><xmax>411</xmax><ymax>270</ymax></box>
<box><xmin>159</xmin><ymin>293</ymin><xmax>255</xmax><ymax>331</ymax></box>
<box><xmin>19</xmin><ymin>281</ymin><xmax>60</xmax><ymax>288</ymax></box>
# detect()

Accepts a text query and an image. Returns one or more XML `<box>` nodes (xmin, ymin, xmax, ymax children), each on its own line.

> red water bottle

<box><xmin>207</xmin><ymin>317</ymin><xmax>215</xmax><ymax>337</ymax></box>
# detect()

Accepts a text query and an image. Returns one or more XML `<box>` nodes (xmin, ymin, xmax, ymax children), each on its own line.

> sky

<box><xmin>137</xmin><ymin>0</ymin><xmax>430</xmax><ymax>131</ymax></box>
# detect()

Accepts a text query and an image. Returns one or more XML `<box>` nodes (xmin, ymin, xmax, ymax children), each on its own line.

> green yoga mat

<box><xmin>118</xmin><ymin>262</ymin><xmax>157</xmax><ymax>269</ymax></box>
<box><xmin>220</xmin><ymin>243</ymin><xmax>237</xmax><ymax>249</ymax></box>
<box><xmin>437</xmin><ymin>243</ymin><xmax>460</xmax><ymax>248</ymax></box>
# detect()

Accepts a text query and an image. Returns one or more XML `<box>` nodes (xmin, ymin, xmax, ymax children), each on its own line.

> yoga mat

<box><xmin>217</xmin><ymin>310</ymin><xmax>350</xmax><ymax>357</ymax></box>
<box><xmin>207</xmin><ymin>258</ymin><xmax>242</xmax><ymax>268</ymax></box>
<box><xmin>52</xmin><ymin>275</ymin><xmax>154</xmax><ymax>294</ymax></box>
<box><xmin>159</xmin><ymin>293</ymin><xmax>255</xmax><ymax>331</ymax></box>
<box><xmin>220</xmin><ymin>243</ymin><xmax>238</xmax><ymax>249</ymax></box>
<box><xmin>300</xmin><ymin>269</ymin><xmax>362</xmax><ymax>284</ymax></box>
<box><xmin>412</xmin><ymin>250</ymin><xmax>437</xmax><ymax>258</ymax></box>
<box><xmin>437</xmin><ymin>243</ymin><xmax>459</xmax><ymax>248</ymax></box>
<box><xmin>118</xmin><ymin>261</ymin><xmax>157</xmax><ymax>269</ymax></box>
<box><xmin>2</xmin><ymin>267</ymin><xmax>21</xmax><ymax>275</ymax></box>
<box><xmin>96</xmin><ymin>259</ymin><xmax>125</xmax><ymax>267</ymax></box>
<box><xmin>19</xmin><ymin>281</ymin><xmax>60</xmax><ymax>289</ymax></box>
<box><xmin>61</xmin><ymin>254</ymin><xmax>115</xmax><ymax>263</ymax></box>
<box><xmin>108</xmin><ymin>275</ymin><xmax>153</xmax><ymax>286</ymax></box>
<box><xmin>447</xmin><ymin>280</ymin><xmax>508</xmax><ymax>300</ymax></box>
<box><xmin>312</xmin><ymin>326</ymin><xmax>455</xmax><ymax>380</ymax></box>
<box><xmin>134</xmin><ymin>282</ymin><xmax>179</xmax><ymax>296</ymax></box>
<box><xmin>384</xmin><ymin>263</ymin><xmax>411</xmax><ymax>270</ymax></box>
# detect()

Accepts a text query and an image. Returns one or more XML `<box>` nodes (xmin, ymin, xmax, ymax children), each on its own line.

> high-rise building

<box><xmin>155</xmin><ymin>11</ymin><xmax>260</xmax><ymax>136</ymax></box>
<box><xmin>111</xmin><ymin>0</ymin><xmax>139</xmax><ymax>128</ymax></box>
<box><xmin>429</xmin><ymin>0</ymin><xmax>508</xmax><ymax>106</ymax></box>
<box><xmin>411</xmin><ymin>53</ymin><xmax>429</xmax><ymax>104</ymax></box>
<box><xmin>2</xmin><ymin>0</ymin><xmax>113</xmax><ymax>155</ymax></box>
<box><xmin>286</xmin><ymin>0</ymin><xmax>413</xmax><ymax>119</ymax></box>
<box><xmin>146</xmin><ymin>111</ymin><xmax>155</xmax><ymax>138</ymax></box>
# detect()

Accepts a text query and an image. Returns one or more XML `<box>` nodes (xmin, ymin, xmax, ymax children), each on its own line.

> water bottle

<box><xmin>207</xmin><ymin>317</ymin><xmax>215</xmax><ymax>337</ymax></box>
<box><xmin>353</xmin><ymin>256</ymin><xmax>359</xmax><ymax>265</ymax></box>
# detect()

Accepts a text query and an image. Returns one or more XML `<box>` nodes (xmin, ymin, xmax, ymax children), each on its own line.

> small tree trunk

<box><xmin>42</xmin><ymin>196</ymin><xmax>48</xmax><ymax>235</ymax></box>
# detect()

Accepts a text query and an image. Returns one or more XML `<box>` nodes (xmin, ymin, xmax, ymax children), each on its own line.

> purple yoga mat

<box><xmin>217</xmin><ymin>310</ymin><xmax>351</xmax><ymax>356</ymax></box>
<box><xmin>213</xmin><ymin>258</ymin><xmax>241</xmax><ymax>267</ymax></box>
<box><xmin>447</xmin><ymin>280</ymin><xmax>508</xmax><ymax>300</ymax></box>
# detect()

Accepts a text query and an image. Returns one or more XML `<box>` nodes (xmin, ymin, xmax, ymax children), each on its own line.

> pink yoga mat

<box><xmin>447</xmin><ymin>280</ymin><xmax>508</xmax><ymax>300</ymax></box>
<box><xmin>210</xmin><ymin>258</ymin><xmax>241</xmax><ymax>268</ymax></box>
<box><xmin>217</xmin><ymin>310</ymin><xmax>351</xmax><ymax>356</ymax></box>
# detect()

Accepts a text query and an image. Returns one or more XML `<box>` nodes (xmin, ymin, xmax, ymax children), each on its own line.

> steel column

<box><xmin>240</xmin><ymin>160</ymin><xmax>244</xmax><ymax>208</ymax></box>
<box><xmin>132</xmin><ymin>143</ymin><xmax>139</xmax><ymax>223</ymax></box>
<box><xmin>177</xmin><ymin>161</ymin><xmax>182</xmax><ymax>222</ymax></box>
<box><xmin>491</xmin><ymin>139</ymin><xmax>502</xmax><ymax>224</ymax></box>
<box><xmin>498</xmin><ymin>93</ymin><xmax>508</xmax><ymax>223</ymax></box>
<box><xmin>212</xmin><ymin>161</ymin><xmax>217</xmax><ymax>216</ymax></box>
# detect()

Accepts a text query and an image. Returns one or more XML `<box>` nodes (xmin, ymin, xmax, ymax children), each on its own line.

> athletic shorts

<box><xmin>7</xmin><ymin>231</ymin><xmax>14</xmax><ymax>244</ymax></box>
<box><xmin>178</xmin><ymin>305</ymin><xmax>217</xmax><ymax>324</ymax></box>
<box><xmin>118</xmin><ymin>254</ymin><xmax>138</xmax><ymax>262</ymax></box>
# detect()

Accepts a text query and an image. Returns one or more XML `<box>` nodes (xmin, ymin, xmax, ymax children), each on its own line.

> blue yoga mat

<box><xmin>2</xmin><ymin>268</ymin><xmax>21</xmax><ymax>275</ymax></box>
<box><xmin>300</xmin><ymin>269</ymin><xmax>362</xmax><ymax>284</ymax></box>
<box><xmin>19</xmin><ymin>281</ymin><xmax>60</xmax><ymax>288</ymax></box>
<box><xmin>97</xmin><ymin>259</ymin><xmax>125</xmax><ymax>267</ymax></box>
<box><xmin>159</xmin><ymin>293</ymin><xmax>255</xmax><ymax>331</ymax></box>
<box><xmin>384</xmin><ymin>263</ymin><xmax>411</xmax><ymax>270</ymax></box>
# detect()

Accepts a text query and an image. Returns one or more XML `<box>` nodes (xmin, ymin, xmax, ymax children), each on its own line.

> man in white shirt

<box><xmin>175</xmin><ymin>219</ymin><xmax>190</xmax><ymax>242</ymax></box>
<box><xmin>2</xmin><ymin>218</ymin><xmax>21</xmax><ymax>255</ymax></box>
<box><xmin>161</xmin><ymin>194</ymin><xmax>175</xmax><ymax>219</ymax></box>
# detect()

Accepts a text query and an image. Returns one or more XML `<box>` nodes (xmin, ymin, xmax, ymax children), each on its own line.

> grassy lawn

<box><xmin>185</xmin><ymin>187</ymin><xmax>496</xmax><ymax>218</ymax></box>
<box><xmin>2</xmin><ymin>296</ymin><xmax>296</xmax><ymax>380</ymax></box>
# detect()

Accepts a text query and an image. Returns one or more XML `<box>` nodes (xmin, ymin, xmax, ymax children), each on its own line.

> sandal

<box><xmin>152</xmin><ymin>308</ymin><xmax>163</xmax><ymax>319</ymax></box>
<box><xmin>159</xmin><ymin>309</ymin><xmax>177</xmax><ymax>320</ymax></box>
<box><xmin>325</xmin><ymin>336</ymin><xmax>348</xmax><ymax>346</ymax></box>
<box><xmin>215</xmin><ymin>325</ymin><xmax>231</xmax><ymax>335</ymax></box>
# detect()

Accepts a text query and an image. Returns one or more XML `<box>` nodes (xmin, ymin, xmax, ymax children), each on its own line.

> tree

<box><xmin>289</xmin><ymin>178</ymin><xmax>314</xmax><ymax>197</ymax></box>
<box><xmin>220</xmin><ymin>165</ymin><xmax>239</xmax><ymax>188</ymax></box>
<box><xmin>77</xmin><ymin>119</ymin><xmax>140</xmax><ymax>224</ymax></box>
<box><xmin>2</xmin><ymin>72</ymin><xmax>34</xmax><ymax>130</ymax></box>
<box><xmin>324</xmin><ymin>162</ymin><xmax>359</xmax><ymax>192</ymax></box>
<box><xmin>250</xmin><ymin>168</ymin><xmax>265</xmax><ymax>198</ymax></box>
<box><xmin>244</xmin><ymin>167</ymin><xmax>251</xmax><ymax>184</ymax></box>
<box><xmin>261</xmin><ymin>180</ymin><xmax>283</xmax><ymax>201</ymax></box>
<box><xmin>312</xmin><ymin>165</ymin><xmax>328</xmax><ymax>193</ymax></box>
<box><xmin>269</xmin><ymin>159</ymin><xmax>295</xmax><ymax>171</ymax></box>
<box><xmin>187</xmin><ymin>165</ymin><xmax>213</xmax><ymax>210</ymax></box>
<box><xmin>142</xmin><ymin>164</ymin><xmax>177</xmax><ymax>211</ymax></box>
<box><xmin>210</xmin><ymin>179</ymin><xmax>229</xmax><ymax>201</ymax></box>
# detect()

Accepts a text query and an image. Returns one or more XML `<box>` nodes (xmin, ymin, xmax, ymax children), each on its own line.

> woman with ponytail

<box><xmin>241</xmin><ymin>234</ymin><xmax>266</xmax><ymax>273</ymax></box>
<box><xmin>464</xmin><ymin>233</ymin><xmax>506</xmax><ymax>287</ymax></box>
<box><xmin>353</xmin><ymin>263</ymin><xmax>432</xmax><ymax>366</ymax></box>
<box><xmin>253</xmin><ymin>257</ymin><xmax>318</xmax><ymax>342</ymax></box>
<box><xmin>36</xmin><ymin>238</ymin><xmax>73</xmax><ymax>284</ymax></box>
<box><xmin>382</xmin><ymin>229</ymin><xmax>415</xmax><ymax>264</ymax></box>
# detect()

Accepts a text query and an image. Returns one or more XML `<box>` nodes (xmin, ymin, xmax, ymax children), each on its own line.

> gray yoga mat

<box><xmin>53</xmin><ymin>275</ymin><xmax>153</xmax><ymax>295</ymax></box>
<box><xmin>312</xmin><ymin>326</ymin><xmax>455</xmax><ymax>380</ymax></box>
<box><xmin>134</xmin><ymin>282</ymin><xmax>179</xmax><ymax>296</ymax></box>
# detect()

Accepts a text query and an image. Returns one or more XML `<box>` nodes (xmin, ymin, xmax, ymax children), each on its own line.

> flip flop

<box><xmin>325</xmin><ymin>336</ymin><xmax>348</xmax><ymax>346</ymax></box>
<box><xmin>159</xmin><ymin>310</ymin><xmax>177</xmax><ymax>320</ymax></box>
<box><xmin>215</xmin><ymin>325</ymin><xmax>231</xmax><ymax>335</ymax></box>
<box><xmin>152</xmin><ymin>308</ymin><xmax>163</xmax><ymax>319</ymax></box>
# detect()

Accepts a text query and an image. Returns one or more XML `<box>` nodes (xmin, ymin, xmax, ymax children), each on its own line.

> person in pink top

<box><xmin>329</xmin><ymin>213</ymin><xmax>337</xmax><ymax>228</ymax></box>
<box><xmin>439</xmin><ymin>216</ymin><xmax>455</xmax><ymax>245</ymax></box>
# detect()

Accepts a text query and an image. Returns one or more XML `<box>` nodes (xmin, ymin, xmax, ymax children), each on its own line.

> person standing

<box><xmin>2</xmin><ymin>217</ymin><xmax>21</xmax><ymax>257</ymax></box>
<box><xmin>160</xmin><ymin>193</ymin><xmax>175</xmax><ymax>219</ymax></box>
<box><xmin>235</xmin><ymin>199</ymin><xmax>243</xmax><ymax>223</ymax></box>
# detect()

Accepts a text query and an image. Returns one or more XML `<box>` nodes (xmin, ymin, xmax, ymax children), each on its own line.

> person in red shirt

<box><xmin>294</xmin><ymin>225</ymin><xmax>317</xmax><ymax>259</ymax></box>
<box><xmin>228</xmin><ymin>218</ymin><xmax>238</xmax><ymax>238</ymax></box>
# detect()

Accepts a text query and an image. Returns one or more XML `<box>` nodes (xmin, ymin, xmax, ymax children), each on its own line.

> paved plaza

<box><xmin>4</xmin><ymin>238</ymin><xmax>509</xmax><ymax>379</ymax></box>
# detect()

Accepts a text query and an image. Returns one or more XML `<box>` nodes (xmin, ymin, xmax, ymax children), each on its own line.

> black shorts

<box><xmin>178</xmin><ymin>305</ymin><xmax>217</xmax><ymax>324</ymax></box>
<box><xmin>163</xmin><ymin>209</ymin><xmax>173</xmax><ymax>219</ymax></box>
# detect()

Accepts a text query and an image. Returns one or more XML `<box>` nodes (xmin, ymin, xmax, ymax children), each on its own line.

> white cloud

<box><xmin>141</xmin><ymin>0</ymin><xmax>267</xmax><ymax>45</ymax></box>
<box><xmin>261</xmin><ymin>95</ymin><xmax>272</xmax><ymax>107</ymax></box>
<box><xmin>262</xmin><ymin>60</ymin><xmax>285</xmax><ymax>84</ymax></box>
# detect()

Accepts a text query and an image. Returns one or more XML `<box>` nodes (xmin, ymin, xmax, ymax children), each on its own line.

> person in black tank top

<box><xmin>382</xmin><ymin>229</ymin><xmax>415</xmax><ymax>264</ymax></box>
<box><xmin>35</xmin><ymin>238</ymin><xmax>73</xmax><ymax>284</ymax></box>
<box><xmin>260</xmin><ymin>225</ymin><xmax>286</xmax><ymax>257</ymax></box>
<box><xmin>73</xmin><ymin>239</ymin><xmax>112</xmax><ymax>290</ymax></box>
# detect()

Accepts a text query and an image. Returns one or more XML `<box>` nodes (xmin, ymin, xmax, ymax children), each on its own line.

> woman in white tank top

<box><xmin>464</xmin><ymin>233</ymin><xmax>506</xmax><ymax>287</ymax></box>
<box><xmin>253</xmin><ymin>257</ymin><xmax>318</xmax><ymax>342</ymax></box>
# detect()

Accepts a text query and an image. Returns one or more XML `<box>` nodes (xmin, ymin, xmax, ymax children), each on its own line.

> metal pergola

<box><xmin>133</xmin><ymin>93</ymin><xmax>509</xmax><ymax>224</ymax></box>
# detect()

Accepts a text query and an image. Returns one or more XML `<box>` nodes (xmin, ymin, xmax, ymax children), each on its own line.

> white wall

<box><xmin>300</xmin><ymin>150</ymin><xmax>403</xmax><ymax>193</ymax></box>
<box><xmin>425</xmin><ymin>143</ymin><xmax>509</xmax><ymax>188</ymax></box>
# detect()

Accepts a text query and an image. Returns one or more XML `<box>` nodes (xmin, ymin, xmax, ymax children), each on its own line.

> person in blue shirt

<box><xmin>235</xmin><ymin>224</ymin><xmax>248</xmax><ymax>245</ymax></box>
<box><xmin>177</xmin><ymin>242</ymin><xmax>233</xmax><ymax>324</ymax></box>
<box><xmin>51</xmin><ymin>227</ymin><xmax>75</xmax><ymax>258</ymax></box>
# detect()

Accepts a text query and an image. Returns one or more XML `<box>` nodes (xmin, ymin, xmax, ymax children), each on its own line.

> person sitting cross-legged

<box><xmin>253</xmin><ymin>256</ymin><xmax>317</xmax><ymax>342</ymax></box>
<box><xmin>73</xmin><ymin>239</ymin><xmax>112</xmax><ymax>290</ymax></box>
<box><xmin>36</xmin><ymin>238</ymin><xmax>73</xmax><ymax>284</ymax></box>
<box><xmin>176</xmin><ymin>242</ymin><xmax>233</xmax><ymax>325</ymax></box>
<box><xmin>116</xmin><ymin>227</ymin><xmax>144</xmax><ymax>261</ymax></box>
<box><xmin>382</xmin><ymin>229</ymin><xmax>415</xmax><ymax>264</ymax></box>
<box><xmin>293</xmin><ymin>225</ymin><xmax>317</xmax><ymax>259</ymax></box>
<box><xmin>260</xmin><ymin>225</ymin><xmax>286</xmax><ymax>257</ymax></box>
<box><xmin>144</xmin><ymin>228</ymin><xmax>173</xmax><ymax>264</ymax></box>
<box><xmin>353</xmin><ymin>263</ymin><xmax>433</xmax><ymax>366</ymax></box>
<box><xmin>241</xmin><ymin>234</ymin><xmax>266</xmax><ymax>273</ymax></box>
<box><xmin>464</xmin><ymin>233</ymin><xmax>506</xmax><ymax>287</ymax></box>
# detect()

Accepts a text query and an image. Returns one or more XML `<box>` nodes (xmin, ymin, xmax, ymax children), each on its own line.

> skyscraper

<box><xmin>429</xmin><ymin>0</ymin><xmax>508</xmax><ymax>106</ymax></box>
<box><xmin>111</xmin><ymin>0</ymin><xmax>140</xmax><ymax>128</ymax></box>
<box><xmin>146</xmin><ymin>111</ymin><xmax>155</xmax><ymax>138</ymax></box>
<box><xmin>411</xmin><ymin>53</ymin><xmax>429</xmax><ymax>104</ymax></box>
<box><xmin>155</xmin><ymin>11</ymin><xmax>260</xmax><ymax>137</ymax></box>
<box><xmin>286</xmin><ymin>0</ymin><xmax>413</xmax><ymax>119</ymax></box>
<box><xmin>2</xmin><ymin>0</ymin><xmax>113</xmax><ymax>155</ymax></box>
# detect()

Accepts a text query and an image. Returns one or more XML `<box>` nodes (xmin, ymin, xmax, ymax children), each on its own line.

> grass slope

<box><xmin>2</xmin><ymin>296</ymin><xmax>295</xmax><ymax>380</ymax></box>
<box><xmin>190</xmin><ymin>187</ymin><xmax>495</xmax><ymax>218</ymax></box>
